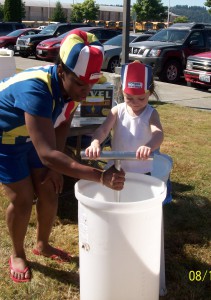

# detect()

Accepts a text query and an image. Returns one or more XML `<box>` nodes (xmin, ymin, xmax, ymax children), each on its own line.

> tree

<box><xmin>173</xmin><ymin>16</ymin><xmax>189</xmax><ymax>23</ymax></box>
<box><xmin>205</xmin><ymin>0</ymin><xmax>211</xmax><ymax>14</ymax></box>
<box><xmin>71</xmin><ymin>3</ymin><xmax>84</xmax><ymax>22</ymax></box>
<box><xmin>0</xmin><ymin>4</ymin><xmax>4</xmax><ymax>21</ymax></box>
<box><xmin>132</xmin><ymin>0</ymin><xmax>167</xmax><ymax>22</ymax></box>
<box><xmin>21</xmin><ymin>0</ymin><xmax>26</xmax><ymax>20</ymax></box>
<box><xmin>82</xmin><ymin>0</ymin><xmax>99</xmax><ymax>22</ymax></box>
<box><xmin>4</xmin><ymin>0</ymin><xmax>22</xmax><ymax>22</ymax></box>
<box><xmin>71</xmin><ymin>0</ymin><xmax>99</xmax><ymax>23</ymax></box>
<box><xmin>51</xmin><ymin>1</ymin><xmax>67</xmax><ymax>23</ymax></box>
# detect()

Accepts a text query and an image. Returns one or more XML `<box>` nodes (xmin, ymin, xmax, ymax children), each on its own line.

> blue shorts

<box><xmin>0</xmin><ymin>142</ymin><xmax>44</xmax><ymax>183</ymax></box>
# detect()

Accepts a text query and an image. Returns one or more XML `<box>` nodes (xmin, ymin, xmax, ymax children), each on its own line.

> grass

<box><xmin>0</xmin><ymin>102</ymin><xmax>211</xmax><ymax>300</ymax></box>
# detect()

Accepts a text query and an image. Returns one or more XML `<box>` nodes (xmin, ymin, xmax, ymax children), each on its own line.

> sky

<box><xmin>58</xmin><ymin>0</ymin><xmax>206</xmax><ymax>7</ymax></box>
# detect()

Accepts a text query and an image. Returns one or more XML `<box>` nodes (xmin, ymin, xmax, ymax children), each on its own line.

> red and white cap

<box><xmin>121</xmin><ymin>61</ymin><xmax>153</xmax><ymax>95</ymax></box>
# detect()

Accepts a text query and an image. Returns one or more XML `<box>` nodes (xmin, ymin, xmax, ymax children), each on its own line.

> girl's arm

<box><xmin>147</xmin><ymin>109</ymin><xmax>164</xmax><ymax>150</ymax></box>
<box><xmin>136</xmin><ymin>109</ymin><xmax>164</xmax><ymax>159</ymax></box>
<box><xmin>85</xmin><ymin>106</ymin><xmax>118</xmax><ymax>158</ymax></box>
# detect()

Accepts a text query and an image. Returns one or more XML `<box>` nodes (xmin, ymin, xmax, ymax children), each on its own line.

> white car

<box><xmin>38</xmin><ymin>26</ymin><xmax>46</xmax><ymax>30</ymax></box>
<box><xmin>102</xmin><ymin>33</ymin><xmax>154</xmax><ymax>73</ymax></box>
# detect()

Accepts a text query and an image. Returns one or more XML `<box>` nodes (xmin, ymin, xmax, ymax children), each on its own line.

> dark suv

<box><xmin>0</xmin><ymin>22</ymin><xmax>26</xmax><ymax>36</ymax></box>
<box><xmin>128</xmin><ymin>23</ymin><xmax>211</xmax><ymax>83</ymax></box>
<box><xmin>15</xmin><ymin>22</ymin><xmax>91</xmax><ymax>58</ymax></box>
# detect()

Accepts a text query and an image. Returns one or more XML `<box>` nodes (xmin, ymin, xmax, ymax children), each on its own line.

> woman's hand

<box><xmin>41</xmin><ymin>169</ymin><xmax>64</xmax><ymax>194</ymax></box>
<box><xmin>102</xmin><ymin>165</ymin><xmax>125</xmax><ymax>191</ymax></box>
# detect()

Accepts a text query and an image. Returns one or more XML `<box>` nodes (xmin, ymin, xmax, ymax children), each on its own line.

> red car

<box><xmin>36</xmin><ymin>27</ymin><xmax>121</xmax><ymax>61</ymax></box>
<box><xmin>184</xmin><ymin>51</ymin><xmax>211</xmax><ymax>89</ymax></box>
<box><xmin>0</xmin><ymin>28</ymin><xmax>41</xmax><ymax>52</ymax></box>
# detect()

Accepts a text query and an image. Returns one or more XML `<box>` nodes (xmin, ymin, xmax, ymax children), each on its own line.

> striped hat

<box><xmin>60</xmin><ymin>29</ymin><xmax>104</xmax><ymax>84</ymax></box>
<box><xmin>121</xmin><ymin>61</ymin><xmax>153</xmax><ymax>95</ymax></box>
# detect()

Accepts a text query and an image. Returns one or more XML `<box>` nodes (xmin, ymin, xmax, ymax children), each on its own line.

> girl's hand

<box><xmin>136</xmin><ymin>146</ymin><xmax>152</xmax><ymax>160</ymax></box>
<box><xmin>85</xmin><ymin>142</ymin><xmax>101</xmax><ymax>159</ymax></box>
<box><xmin>41</xmin><ymin>169</ymin><xmax>64</xmax><ymax>194</ymax></box>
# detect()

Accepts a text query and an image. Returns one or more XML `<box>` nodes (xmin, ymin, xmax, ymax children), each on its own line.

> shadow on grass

<box><xmin>162</xmin><ymin>182</ymin><xmax>211</xmax><ymax>299</ymax></box>
<box><xmin>30</xmin><ymin>258</ymin><xmax>79</xmax><ymax>286</ymax></box>
<box><xmin>57</xmin><ymin>176</ymin><xmax>79</xmax><ymax>223</ymax></box>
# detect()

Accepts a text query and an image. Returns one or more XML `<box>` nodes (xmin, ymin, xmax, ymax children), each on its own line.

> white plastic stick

<box><xmin>115</xmin><ymin>160</ymin><xmax>121</xmax><ymax>202</ymax></box>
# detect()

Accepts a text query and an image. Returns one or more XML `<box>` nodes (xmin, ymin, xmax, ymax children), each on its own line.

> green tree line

<box><xmin>0</xmin><ymin>0</ymin><xmax>211</xmax><ymax>23</ymax></box>
<box><xmin>171</xmin><ymin>5</ymin><xmax>211</xmax><ymax>23</ymax></box>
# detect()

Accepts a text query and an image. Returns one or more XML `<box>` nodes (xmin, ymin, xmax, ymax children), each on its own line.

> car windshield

<box><xmin>148</xmin><ymin>29</ymin><xmax>189</xmax><ymax>43</ymax></box>
<box><xmin>104</xmin><ymin>34</ymin><xmax>137</xmax><ymax>46</ymax></box>
<box><xmin>7</xmin><ymin>29</ymin><xmax>24</xmax><ymax>37</ymax></box>
<box><xmin>39</xmin><ymin>24</ymin><xmax>58</xmax><ymax>35</ymax></box>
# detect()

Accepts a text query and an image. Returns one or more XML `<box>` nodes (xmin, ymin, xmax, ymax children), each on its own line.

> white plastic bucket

<box><xmin>75</xmin><ymin>173</ymin><xmax>167</xmax><ymax>300</ymax></box>
<box><xmin>0</xmin><ymin>49</ymin><xmax>16</xmax><ymax>81</ymax></box>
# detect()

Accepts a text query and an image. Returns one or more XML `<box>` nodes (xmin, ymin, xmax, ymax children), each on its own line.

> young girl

<box><xmin>85</xmin><ymin>61</ymin><xmax>164</xmax><ymax>174</ymax></box>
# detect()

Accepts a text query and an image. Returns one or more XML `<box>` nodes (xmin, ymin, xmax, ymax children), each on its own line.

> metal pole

<box><xmin>48</xmin><ymin>0</ymin><xmax>50</xmax><ymax>24</ymax></box>
<box><xmin>81</xmin><ymin>151</ymin><xmax>153</xmax><ymax>160</ymax></box>
<box><xmin>167</xmin><ymin>0</ymin><xmax>170</xmax><ymax>27</ymax></box>
<box><xmin>121</xmin><ymin>0</ymin><xmax>131</xmax><ymax>65</ymax></box>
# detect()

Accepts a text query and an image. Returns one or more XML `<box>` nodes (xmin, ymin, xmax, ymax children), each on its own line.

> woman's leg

<box><xmin>32</xmin><ymin>168</ymin><xmax>59</xmax><ymax>256</ymax></box>
<box><xmin>3</xmin><ymin>176</ymin><xmax>34</xmax><ymax>281</ymax></box>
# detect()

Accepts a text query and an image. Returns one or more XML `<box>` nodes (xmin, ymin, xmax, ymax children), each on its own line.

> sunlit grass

<box><xmin>0</xmin><ymin>103</ymin><xmax>210</xmax><ymax>299</ymax></box>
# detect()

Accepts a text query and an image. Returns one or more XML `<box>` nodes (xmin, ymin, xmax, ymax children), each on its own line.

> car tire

<box><xmin>6</xmin><ymin>44</ymin><xmax>15</xmax><ymax>51</ymax></box>
<box><xmin>187</xmin><ymin>81</ymin><xmax>210</xmax><ymax>90</ymax></box>
<box><xmin>107</xmin><ymin>56</ymin><xmax>120</xmax><ymax>73</ymax></box>
<box><xmin>20</xmin><ymin>53</ymin><xmax>29</xmax><ymax>58</ymax></box>
<box><xmin>187</xmin><ymin>81</ymin><xmax>197</xmax><ymax>88</ymax></box>
<box><xmin>159</xmin><ymin>60</ymin><xmax>181</xmax><ymax>83</ymax></box>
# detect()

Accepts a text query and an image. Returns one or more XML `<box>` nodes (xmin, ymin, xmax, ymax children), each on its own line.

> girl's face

<box><xmin>58</xmin><ymin>65</ymin><xmax>94</xmax><ymax>102</ymax></box>
<box><xmin>124</xmin><ymin>91</ymin><xmax>150</xmax><ymax>113</ymax></box>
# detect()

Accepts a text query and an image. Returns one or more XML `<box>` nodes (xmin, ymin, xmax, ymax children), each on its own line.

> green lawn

<box><xmin>0</xmin><ymin>102</ymin><xmax>210</xmax><ymax>300</ymax></box>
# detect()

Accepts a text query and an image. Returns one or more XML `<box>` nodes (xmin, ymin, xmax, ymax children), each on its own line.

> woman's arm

<box><xmin>25</xmin><ymin>112</ymin><xmax>125</xmax><ymax>190</ymax></box>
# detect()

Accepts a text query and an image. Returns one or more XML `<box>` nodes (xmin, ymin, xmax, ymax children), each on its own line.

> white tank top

<box><xmin>111</xmin><ymin>103</ymin><xmax>154</xmax><ymax>173</ymax></box>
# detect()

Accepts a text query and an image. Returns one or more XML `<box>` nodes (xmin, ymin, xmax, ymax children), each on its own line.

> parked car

<box><xmin>184</xmin><ymin>51</ymin><xmax>211</xmax><ymax>89</ymax></box>
<box><xmin>102</xmin><ymin>33</ymin><xmax>154</xmax><ymax>73</ymax></box>
<box><xmin>15</xmin><ymin>22</ymin><xmax>91</xmax><ymax>58</ymax></box>
<box><xmin>128</xmin><ymin>23</ymin><xmax>211</xmax><ymax>83</ymax></box>
<box><xmin>0</xmin><ymin>28</ymin><xmax>41</xmax><ymax>52</ymax></box>
<box><xmin>38</xmin><ymin>26</ymin><xmax>46</xmax><ymax>30</ymax></box>
<box><xmin>36</xmin><ymin>27</ymin><xmax>121</xmax><ymax>61</ymax></box>
<box><xmin>0</xmin><ymin>22</ymin><xmax>26</xmax><ymax>36</ymax></box>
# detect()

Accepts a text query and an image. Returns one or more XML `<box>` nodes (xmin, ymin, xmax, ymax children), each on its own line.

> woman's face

<box><xmin>124</xmin><ymin>91</ymin><xmax>150</xmax><ymax>113</ymax></box>
<box><xmin>58</xmin><ymin>66</ymin><xmax>94</xmax><ymax>102</ymax></box>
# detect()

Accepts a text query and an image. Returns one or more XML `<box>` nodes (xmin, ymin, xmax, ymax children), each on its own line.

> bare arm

<box><xmin>136</xmin><ymin>109</ymin><xmax>164</xmax><ymax>159</ymax></box>
<box><xmin>54</xmin><ymin>110</ymin><xmax>75</xmax><ymax>152</ymax></box>
<box><xmin>42</xmin><ymin>111</ymin><xmax>75</xmax><ymax>193</ymax></box>
<box><xmin>85</xmin><ymin>106</ymin><xmax>118</xmax><ymax>158</ymax></box>
<box><xmin>25</xmin><ymin>112</ymin><xmax>125</xmax><ymax>190</ymax></box>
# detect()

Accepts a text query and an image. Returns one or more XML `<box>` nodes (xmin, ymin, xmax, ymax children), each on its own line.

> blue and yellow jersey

<box><xmin>0</xmin><ymin>65</ymin><xmax>77</xmax><ymax>145</ymax></box>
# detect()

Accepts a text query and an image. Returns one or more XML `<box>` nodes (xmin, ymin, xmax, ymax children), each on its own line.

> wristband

<box><xmin>100</xmin><ymin>171</ymin><xmax>105</xmax><ymax>185</ymax></box>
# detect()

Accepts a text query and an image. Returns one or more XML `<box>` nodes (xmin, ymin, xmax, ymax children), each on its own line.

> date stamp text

<box><xmin>189</xmin><ymin>270</ymin><xmax>211</xmax><ymax>282</ymax></box>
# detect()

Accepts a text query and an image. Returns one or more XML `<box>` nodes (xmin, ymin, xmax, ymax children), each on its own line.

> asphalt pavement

<box><xmin>15</xmin><ymin>56</ymin><xmax>211</xmax><ymax>112</ymax></box>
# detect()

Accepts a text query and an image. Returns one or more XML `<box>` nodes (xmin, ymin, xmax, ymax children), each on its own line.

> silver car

<box><xmin>102</xmin><ymin>33</ymin><xmax>154</xmax><ymax>73</ymax></box>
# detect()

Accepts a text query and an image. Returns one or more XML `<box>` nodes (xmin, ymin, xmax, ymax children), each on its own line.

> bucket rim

<box><xmin>74</xmin><ymin>173</ymin><xmax>167</xmax><ymax>211</ymax></box>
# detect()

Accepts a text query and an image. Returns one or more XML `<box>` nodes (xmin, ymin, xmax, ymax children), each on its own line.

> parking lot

<box><xmin>14</xmin><ymin>56</ymin><xmax>211</xmax><ymax>112</ymax></box>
